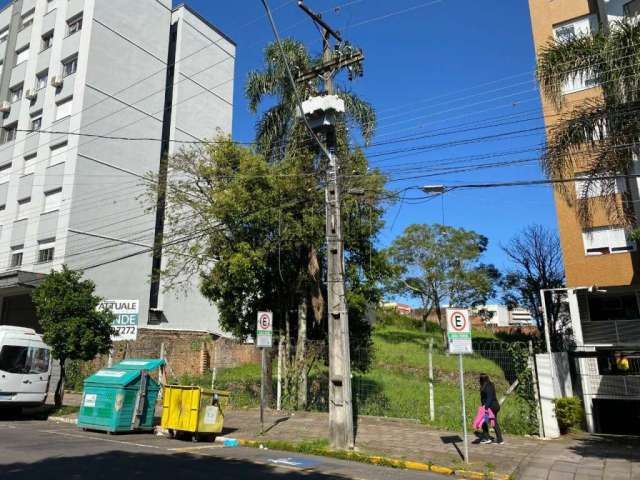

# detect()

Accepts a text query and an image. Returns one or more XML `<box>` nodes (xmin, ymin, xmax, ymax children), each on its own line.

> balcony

<box><xmin>582</xmin><ymin>320</ymin><xmax>640</xmax><ymax>345</ymax></box>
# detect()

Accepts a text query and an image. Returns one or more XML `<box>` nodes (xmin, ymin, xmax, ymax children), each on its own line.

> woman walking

<box><xmin>479</xmin><ymin>373</ymin><xmax>504</xmax><ymax>444</ymax></box>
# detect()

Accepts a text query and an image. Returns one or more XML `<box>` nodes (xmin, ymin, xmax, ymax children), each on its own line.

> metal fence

<box><xmin>200</xmin><ymin>337</ymin><xmax>540</xmax><ymax>436</ymax></box>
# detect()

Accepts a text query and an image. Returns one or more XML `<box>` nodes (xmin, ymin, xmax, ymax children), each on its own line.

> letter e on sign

<box><xmin>256</xmin><ymin>311</ymin><xmax>273</xmax><ymax>348</ymax></box>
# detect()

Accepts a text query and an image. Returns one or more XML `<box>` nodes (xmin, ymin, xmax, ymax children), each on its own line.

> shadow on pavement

<box><xmin>1</xmin><ymin>450</ymin><xmax>353</xmax><ymax>479</ymax></box>
<box><xmin>567</xmin><ymin>434</ymin><xmax>640</xmax><ymax>461</ymax></box>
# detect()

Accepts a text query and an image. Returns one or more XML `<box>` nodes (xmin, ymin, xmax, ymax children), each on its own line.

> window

<box><xmin>23</xmin><ymin>153</ymin><xmax>35</xmax><ymax>175</ymax></box>
<box><xmin>0</xmin><ymin>345</ymin><xmax>28</xmax><ymax>373</ymax></box>
<box><xmin>36</xmin><ymin>70</ymin><xmax>48</xmax><ymax>90</ymax></box>
<box><xmin>41</xmin><ymin>31</ymin><xmax>54</xmax><ymax>51</ymax></box>
<box><xmin>10</xmin><ymin>246</ymin><xmax>23</xmax><ymax>268</ymax></box>
<box><xmin>62</xmin><ymin>56</ymin><xmax>77</xmax><ymax>77</ymax></box>
<box><xmin>17</xmin><ymin>197</ymin><xmax>30</xmax><ymax>219</ymax></box>
<box><xmin>575</xmin><ymin>174</ymin><xmax>626</xmax><ymax>199</ymax></box>
<box><xmin>37</xmin><ymin>240</ymin><xmax>54</xmax><ymax>263</ymax></box>
<box><xmin>1</xmin><ymin>123</ymin><xmax>17</xmax><ymax>144</ymax></box>
<box><xmin>28</xmin><ymin>347</ymin><xmax>50</xmax><ymax>374</ymax></box>
<box><xmin>20</xmin><ymin>10</ymin><xmax>34</xmax><ymax>31</ymax></box>
<box><xmin>47</xmin><ymin>0</ymin><xmax>55</xmax><ymax>13</ymax></box>
<box><xmin>66</xmin><ymin>14</ymin><xmax>82</xmax><ymax>36</ymax></box>
<box><xmin>0</xmin><ymin>28</ymin><xmax>8</xmax><ymax>45</ymax></box>
<box><xmin>55</xmin><ymin>97</ymin><xmax>72</xmax><ymax>120</ymax></box>
<box><xmin>30</xmin><ymin>116</ymin><xmax>42</xmax><ymax>132</ymax></box>
<box><xmin>43</xmin><ymin>188</ymin><xmax>61</xmax><ymax>212</ymax></box>
<box><xmin>15</xmin><ymin>46</ymin><xmax>29</xmax><ymax>66</ymax></box>
<box><xmin>553</xmin><ymin>16</ymin><xmax>598</xmax><ymax>93</ymax></box>
<box><xmin>0</xmin><ymin>345</ymin><xmax>49</xmax><ymax>374</ymax></box>
<box><xmin>50</xmin><ymin>141</ymin><xmax>68</xmax><ymax>165</ymax></box>
<box><xmin>582</xmin><ymin>226</ymin><xmax>636</xmax><ymax>255</ymax></box>
<box><xmin>9</xmin><ymin>84</ymin><xmax>23</xmax><ymax>103</ymax></box>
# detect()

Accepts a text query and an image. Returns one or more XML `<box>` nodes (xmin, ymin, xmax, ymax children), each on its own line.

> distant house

<box><xmin>474</xmin><ymin>305</ymin><xmax>534</xmax><ymax>328</ymax></box>
<box><xmin>382</xmin><ymin>302</ymin><xmax>413</xmax><ymax>316</ymax></box>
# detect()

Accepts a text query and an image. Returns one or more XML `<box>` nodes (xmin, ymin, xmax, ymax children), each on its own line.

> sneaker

<box><xmin>495</xmin><ymin>440</ymin><xmax>505</xmax><ymax>445</ymax></box>
<box><xmin>480</xmin><ymin>438</ymin><xmax>493</xmax><ymax>444</ymax></box>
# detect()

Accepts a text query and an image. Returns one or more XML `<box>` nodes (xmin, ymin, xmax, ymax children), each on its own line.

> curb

<box><xmin>213</xmin><ymin>436</ymin><xmax>510</xmax><ymax>479</ymax></box>
<box><xmin>47</xmin><ymin>416</ymin><xmax>78</xmax><ymax>425</ymax></box>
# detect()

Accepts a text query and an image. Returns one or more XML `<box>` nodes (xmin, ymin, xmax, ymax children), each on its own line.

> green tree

<box><xmin>537</xmin><ymin>18</ymin><xmax>640</xmax><ymax>226</ymax></box>
<box><xmin>152</xmin><ymin>137</ymin><xmax>389</xmax><ymax>409</ymax></box>
<box><xmin>32</xmin><ymin>266</ymin><xmax>114</xmax><ymax>406</ymax></box>
<box><xmin>387</xmin><ymin>224</ymin><xmax>499</xmax><ymax>335</ymax></box>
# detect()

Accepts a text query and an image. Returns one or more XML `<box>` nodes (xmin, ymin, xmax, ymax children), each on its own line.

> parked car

<box><xmin>0</xmin><ymin>326</ymin><xmax>52</xmax><ymax>410</ymax></box>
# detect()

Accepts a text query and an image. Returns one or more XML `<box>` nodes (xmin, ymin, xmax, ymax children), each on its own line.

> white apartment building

<box><xmin>0</xmin><ymin>0</ymin><xmax>235</xmax><ymax>335</ymax></box>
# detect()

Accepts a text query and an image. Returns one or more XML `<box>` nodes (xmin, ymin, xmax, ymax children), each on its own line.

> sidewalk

<box><xmin>57</xmin><ymin>392</ymin><xmax>639</xmax><ymax>479</ymax></box>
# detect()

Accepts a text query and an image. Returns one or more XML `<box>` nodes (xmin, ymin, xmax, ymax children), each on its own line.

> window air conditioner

<box><xmin>25</xmin><ymin>89</ymin><xmax>37</xmax><ymax>100</ymax></box>
<box><xmin>50</xmin><ymin>76</ymin><xmax>63</xmax><ymax>88</ymax></box>
<box><xmin>0</xmin><ymin>101</ymin><xmax>11</xmax><ymax>113</ymax></box>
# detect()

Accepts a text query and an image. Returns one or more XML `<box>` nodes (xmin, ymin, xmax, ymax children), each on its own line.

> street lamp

<box><xmin>420</xmin><ymin>184</ymin><xmax>446</xmax><ymax>194</ymax></box>
<box><xmin>420</xmin><ymin>184</ymin><xmax>446</xmax><ymax>224</ymax></box>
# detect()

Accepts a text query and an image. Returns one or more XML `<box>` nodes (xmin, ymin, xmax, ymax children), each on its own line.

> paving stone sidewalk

<box><xmin>58</xmin><ymin>393</ymin><xmax>639</xmax><ymax>479</ymax></box>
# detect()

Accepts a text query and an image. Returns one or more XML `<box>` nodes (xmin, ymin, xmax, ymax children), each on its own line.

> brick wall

<box><xmin>84</xmin><ymin>329</ymin><xmax>260</xmax><ymax>379</ymax></box>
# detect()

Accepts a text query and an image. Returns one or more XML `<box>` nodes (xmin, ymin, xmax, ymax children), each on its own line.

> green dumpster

<box><xmin>77</xmin><ymin>359</ymin><xmax>165</xmax><ymax>433</ymax></box>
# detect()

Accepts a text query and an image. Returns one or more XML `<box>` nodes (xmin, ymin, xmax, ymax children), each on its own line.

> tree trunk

<box><xmin>308</xmin><ymin>246</ymin><xmax>324</xmax><ymax>326</ymax></box>
<box><xmin>296</xmin><ymin>297</ymin><xmax>308</xmax><ymax>410</ymax></box>
<box><xmin>435</xmin><ymin>300</ymin><xmax>447</xmax><ymax>346</ymax></box>
<box><xmin>54</xmin><ymin>358</ymin><xmax>66</xmax><ymax>407</ymax></box>
<box><xmin>264</xmin><ymin>347</ymin><xmax>274</xmax><ymax>406</ymax></box>
<box><xmin>283</xmin><ymin>309</ymin><xmax>293</xmax><ymax>409</ymax></box>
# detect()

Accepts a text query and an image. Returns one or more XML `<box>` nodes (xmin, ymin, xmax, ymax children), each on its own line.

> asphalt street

<box><xmin>0</xmin><ymin>419</ymin><xmax>446</xmax><ymax>480</ymax></box>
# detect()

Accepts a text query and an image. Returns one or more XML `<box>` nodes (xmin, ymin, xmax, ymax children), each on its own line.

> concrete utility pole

<box><xmin>297</xmin><ymin>0</ymin><xmax>363</xmax><ymax>450</ymax></box>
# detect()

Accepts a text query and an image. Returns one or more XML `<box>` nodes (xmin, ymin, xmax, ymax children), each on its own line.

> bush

<box><xmin>553</xmin><ymin>397</ymin><xmax>584</xmax><ymax>434</ymax></box>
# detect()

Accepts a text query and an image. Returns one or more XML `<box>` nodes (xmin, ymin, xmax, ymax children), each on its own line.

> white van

<box><xmin>0</xmin><ymin>326</ymin><xmax>52</xmax><ymax>408</ymax></box>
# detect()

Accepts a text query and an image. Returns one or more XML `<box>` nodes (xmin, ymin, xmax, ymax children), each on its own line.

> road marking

<box><xmin>41</xmin><ymin>429</ymin><xmax>163</xmax><ymax>450</ymax></box>
<box><xmin>169</xmin><ymin>444</ymin><xmax>224</xmax><ymax>453</ymax></box>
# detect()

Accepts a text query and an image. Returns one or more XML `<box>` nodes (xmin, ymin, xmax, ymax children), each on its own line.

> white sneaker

<box><xmin>480</xmin><ymin>438</ymin><xmax>493</xmax><ymax>444</ymax></box>
<box><xmin>495</xmin><ymin>440</ymin><xmax>505</xmax><ymax>445</ymax></box>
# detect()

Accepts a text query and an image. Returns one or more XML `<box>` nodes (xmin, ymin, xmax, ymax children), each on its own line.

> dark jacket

<box><xmin>480</xmin><ymin>381</ymin><xmax>500</xmax><ymax>413</ymax></box>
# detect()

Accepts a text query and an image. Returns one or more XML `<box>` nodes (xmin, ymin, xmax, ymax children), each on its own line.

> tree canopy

<box><xmin>387</xmin><ymin>224</ymin><xmax>499</xmax><ymax>331</ymax></box>
<box><xmin>32</xmin><ymin>266</ymin><xmax>114</xmax><ymax>405</ymax></box>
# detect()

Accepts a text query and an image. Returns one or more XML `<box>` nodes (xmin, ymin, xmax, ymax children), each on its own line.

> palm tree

<box><xmin>536</xmin><ymin>18</ymin><xmax>640</xmax><ymax>226</ymax></box>
<box><xmin>245</xmin><ymin>39</ymin><xmax>376</xmax><ymax>160</ymax></box>
<box><xmin>245</xmin><ymin>38</ymin><xmax>379</xmax><ymax>410</ymax></box>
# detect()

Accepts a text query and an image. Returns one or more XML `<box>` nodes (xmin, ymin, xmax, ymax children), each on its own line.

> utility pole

<box><xmin>297</xmin><ymin>0</ymin><xmax>363</xmax><ymax>450</ymax></box>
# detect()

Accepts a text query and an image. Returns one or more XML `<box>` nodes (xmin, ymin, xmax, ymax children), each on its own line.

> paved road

<box><xmin>0</xmin><ymin>420</ymin><xmax>446</xmax><ymax>480</ymax></box>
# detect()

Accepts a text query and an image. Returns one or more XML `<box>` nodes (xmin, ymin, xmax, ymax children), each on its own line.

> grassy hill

<box><xmin>179</xmin><ymin>318</ymin><xmax>538</xmax><ymax>436</ymax></box>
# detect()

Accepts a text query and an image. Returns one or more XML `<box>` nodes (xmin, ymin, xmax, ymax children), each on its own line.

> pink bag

<box><xmin>472</xmin><ymin>406</ymin><xmax>495</xmax><ymax>430</ymax></box>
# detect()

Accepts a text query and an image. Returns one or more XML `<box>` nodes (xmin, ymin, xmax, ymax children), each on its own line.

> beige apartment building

<box><xmin>529</xmin><ymin>0</ymin><xmax>640</xmax><ymax>434</ymax></box>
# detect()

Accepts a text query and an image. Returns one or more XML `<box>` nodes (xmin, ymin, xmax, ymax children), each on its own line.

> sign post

<box><xmin>257</xmin><ymin>311</ymin><xmax>273</xmax><ymax>435</ymax></box>
<box><xmin>447</xmin><ymin>308</ymin><xmax>472</xmax><ymax>464</ymax></box>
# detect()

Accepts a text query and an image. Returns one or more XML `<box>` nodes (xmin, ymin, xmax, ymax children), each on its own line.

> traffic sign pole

<box><xmin>459</xmin><ymin>354</ymin><xmax>469</xmax><ymax>464</ymax></box>
<box><xmin>260</xmin><ymin>347</ymin><xmax>266</xmax><ymax>435</ymax></box>
<box><xmin>257</xmin><ymin>311</ymin><xmax>273</xmax><ymax>435</ymax></box>
<box><xmin>447</xmin><ymin>308</ymin><xmax>472</xmax><ymax>465</ymax></box>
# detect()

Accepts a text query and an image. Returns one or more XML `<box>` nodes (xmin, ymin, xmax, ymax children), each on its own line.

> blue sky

<box><xmin>1</xmin><ymin>1</ymin><xmax>559</xmax><ymax>298</ymax></box>
<box><xmin>187</xmin><ymin>0</ymin><xmax>558</xmax><ymax>276</ymax></box>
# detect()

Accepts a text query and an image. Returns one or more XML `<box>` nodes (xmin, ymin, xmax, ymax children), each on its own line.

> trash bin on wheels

<box><xmin>161</xmin><ymin>385</ymin><xmax>229</xmax><ymax>441</ymax></box>
<box><xmin>77</xmin><ymin>359</ymin><xmax>165</xmax><ymax>433</ymax></box>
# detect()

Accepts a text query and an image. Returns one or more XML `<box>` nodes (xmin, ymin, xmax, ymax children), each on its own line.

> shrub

<box><xmin>553</xmin><ymin>397</ymin><xmax>584</xmax><ymax>434</ymax></box>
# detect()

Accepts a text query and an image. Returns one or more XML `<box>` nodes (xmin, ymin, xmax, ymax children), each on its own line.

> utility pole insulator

<box><xmin>299</xmin><ymin>95</ymin><xmax>345</xmax><ymax>131</ymax></box>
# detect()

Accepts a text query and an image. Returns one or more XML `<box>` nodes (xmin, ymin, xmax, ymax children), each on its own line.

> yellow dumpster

<box><xmin>161</xmin><ymin>385</ymin><xmax>229</xmax><ymax>441</ymax></box>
